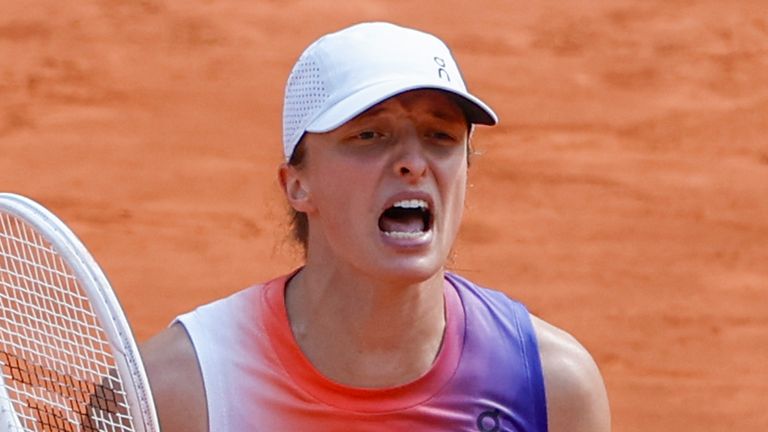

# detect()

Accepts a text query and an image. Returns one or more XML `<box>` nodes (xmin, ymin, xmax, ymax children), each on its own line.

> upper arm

<box><xmin>531</xmin><ymin>316</ymin><xmax>611</xmax><ymax>432</ymax></box>
<box><xmin>140</xmin><ymin>323</ymin><xmax>208</xmax><ymax>432</ymax></box>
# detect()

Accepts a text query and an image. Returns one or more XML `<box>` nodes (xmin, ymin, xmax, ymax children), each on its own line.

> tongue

<box><xmin>379</xmin><ymin>213</ymin><xmax>424</xmax><ymax>233</ymax></box>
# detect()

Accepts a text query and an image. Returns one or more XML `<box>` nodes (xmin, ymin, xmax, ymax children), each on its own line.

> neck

<box><xmin>285</xmin><ymin>262</ymin><xmax>447</xmax><ymax>388</ymax></box>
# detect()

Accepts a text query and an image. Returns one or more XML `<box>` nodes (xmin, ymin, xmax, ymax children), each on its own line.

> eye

<box><xmin>428</xmin><ymin>130</ymin><xmax>460</xmax><ymax>144</ymax></box>
<box><xmin>357</xmin><ymin>130</ymin><xmax>380</xmax><ymax>140</ymax></box>
<box><xmin>341</xmin><ymin>128</ymin><xmax>388</xmax><ymax>148</ymax></box>
<box><xmin>343</xmin><ymin>129</ymin><xmax>389</xmax><ymax>145</ymax></box>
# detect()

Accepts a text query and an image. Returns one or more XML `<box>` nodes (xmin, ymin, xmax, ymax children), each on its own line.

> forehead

<box><xmin>346</xmin><ymin>89</ymin><xmax>467</xmax><ymax>125</ymax></box>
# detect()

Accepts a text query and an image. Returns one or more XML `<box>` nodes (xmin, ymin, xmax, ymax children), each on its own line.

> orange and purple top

<box><xmin>176</xmin><ymin>272</ymin><xmax>548</xmax><ymax>431</ymax></box>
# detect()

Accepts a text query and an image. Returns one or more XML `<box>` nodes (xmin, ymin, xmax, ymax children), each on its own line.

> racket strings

<box><xmin>0</xmin><ymin>212</ymin><xmax>134</xmax><ymax>431</ymax></box>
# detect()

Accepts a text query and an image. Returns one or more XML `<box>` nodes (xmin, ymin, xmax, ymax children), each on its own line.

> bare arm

<box><xmin>532</xmin><ymin>316</ymin><xmax>611</xmax><ymax>432</ymax></box>
<box><xmin>140</xmin><ymin>323</ymin><xmax>208</xmax><ymax>432</ymax></box>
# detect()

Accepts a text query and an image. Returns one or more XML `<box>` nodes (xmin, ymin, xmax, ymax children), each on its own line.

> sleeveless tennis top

<box><xmin>175</xmin><ymin>272</ymin><xmax>548</xmax><ymax>431</ymax></box>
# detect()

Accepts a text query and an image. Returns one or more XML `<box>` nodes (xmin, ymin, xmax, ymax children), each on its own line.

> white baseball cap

<box><xmin>282</xmin><ymin>22</ymin><xmax>499</xmax><ymax>161</ymax></box>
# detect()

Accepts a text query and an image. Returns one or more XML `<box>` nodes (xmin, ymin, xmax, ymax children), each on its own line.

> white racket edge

<box><xmin>0</xmin><ymin>372</ymin><xmax>22</xmax><ymax>431</ymax></box>
<box><xmin>0</xmin><ymin>193</ymin><xmax>159</xmax><ymax>432</ymax></box>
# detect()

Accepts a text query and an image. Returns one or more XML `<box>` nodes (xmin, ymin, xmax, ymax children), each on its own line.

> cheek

<box><xmin>441</xmin><ymin>164</ymin><xmax>468</xmax><ymax>222</ymax></box>
<box><xmin>450</xmin><ymin>174</ymin><xmax>468</xmax><ymax>217</ymax></box>
<box><xmin>308</xmin><ymin>162</ymin><xmax>377</xmax><ymax>218</ymax></box>
<box><xmin>447</xmin><ymin>153</ymin><xmax>469</xmax><ymax>193</ymax></box>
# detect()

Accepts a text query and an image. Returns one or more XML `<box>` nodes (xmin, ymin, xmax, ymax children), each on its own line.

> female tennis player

<box><xmin>141</xmin><ymin>22</ymin><xmax>610</xmax><ymax>431</ymax></box>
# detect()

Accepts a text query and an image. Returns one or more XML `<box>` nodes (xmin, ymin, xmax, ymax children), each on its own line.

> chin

<box><xmin>366</xmin><ymin>255</ymin><xmax>446</xmax><ymax>286</ymax></box>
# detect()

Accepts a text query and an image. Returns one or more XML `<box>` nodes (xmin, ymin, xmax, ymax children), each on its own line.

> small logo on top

<box><xmin>476</xmin><ymin>407</ymin><xmax>502</xmax><ymax>431</ymax></box>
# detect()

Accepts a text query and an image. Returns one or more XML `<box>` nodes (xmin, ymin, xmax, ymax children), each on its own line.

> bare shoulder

<box><xmin>140</xmin><ymin>323</ymin><xmax>207</xmax><ymax>432</ymax></box>
<box><xmin>530</xmin><ymin>315</ymin><xmax>611</xmax><ymax>432</ymax></box>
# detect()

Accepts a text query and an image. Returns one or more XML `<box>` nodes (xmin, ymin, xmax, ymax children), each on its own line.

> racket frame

<box><xmin>0</xmin><ymin>193</ymin><xmax>159</xmax><ymax>432</ymax></box>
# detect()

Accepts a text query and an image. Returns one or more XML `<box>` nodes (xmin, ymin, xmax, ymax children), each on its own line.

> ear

<box><xmin>278</xmin><ymin>163</ymin><xmax>316</xmax><ymax>213</ymax></box>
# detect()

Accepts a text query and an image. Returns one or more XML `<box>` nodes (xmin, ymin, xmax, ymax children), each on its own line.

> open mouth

<box><xmin>378</xmin><ymin>199</ymin><xmax>433</xmax><ymax>239</ymax></box>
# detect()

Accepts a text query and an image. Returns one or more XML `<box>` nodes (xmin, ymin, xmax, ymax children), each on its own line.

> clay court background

<box><xmin>1</xmin><ymin>0</ymin><xmax>767</xmax><ymax>430</ymax></box>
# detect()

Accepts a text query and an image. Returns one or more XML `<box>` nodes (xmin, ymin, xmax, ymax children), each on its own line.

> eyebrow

<box><xmin>428</xmin><ymin>108</ymin><xmax>464</xmax><ymax>122</ymax></box>
<box><xmin>355</xmin><ymin>106</ymin><xmax>388</xmax><ymax>121</ymax></box>
<box><xmin>355</xmin><ymin>106</ymin><xmax>463</xmax><ymax>123</ymax></box>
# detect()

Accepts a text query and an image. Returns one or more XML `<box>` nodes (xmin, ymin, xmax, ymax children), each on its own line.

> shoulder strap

<box><xmin>511</xmin><ymin>302</ymin><xmax>549</xmax><ymax>432</ymax></box>
<box><xmin>446</xmin><ymin>272</ymin><xmax>549</xmax><ymax>432</ymax></box>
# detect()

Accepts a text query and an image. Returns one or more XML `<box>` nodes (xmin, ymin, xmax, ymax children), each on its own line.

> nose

<box><xmin>393</xmin><ymin>134</ymin><xmax>428</xmax><ymax>181</ymax></box>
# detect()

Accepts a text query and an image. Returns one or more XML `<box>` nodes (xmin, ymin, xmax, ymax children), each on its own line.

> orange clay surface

<box><xmin>1</xmin><ymin>1</ymin><xmax>767</xmax><ymax>430</ymax></box>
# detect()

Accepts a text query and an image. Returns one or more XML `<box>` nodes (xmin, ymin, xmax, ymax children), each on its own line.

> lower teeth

<box><xmin>383</xmin><ymin>230</ymin><xmax>425</xmax><ymax>239</ymax></box>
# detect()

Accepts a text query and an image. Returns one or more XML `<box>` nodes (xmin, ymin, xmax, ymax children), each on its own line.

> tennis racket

<box><xmin>0</xmin><ymin>193</ymin><xmax>158</xmax><ymax>432</ymax></box>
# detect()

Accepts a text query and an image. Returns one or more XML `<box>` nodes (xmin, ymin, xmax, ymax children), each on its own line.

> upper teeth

<box><xmin>393</xmin><ymin>199</ymin><xmax>428</xmax><ymax>210</ymax></box>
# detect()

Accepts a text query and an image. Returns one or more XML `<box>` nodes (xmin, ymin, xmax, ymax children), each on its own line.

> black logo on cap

<box><xmin>434</xmin><ymin>56</ymin><xmax>451</xmax><ymax>82</ymax></box>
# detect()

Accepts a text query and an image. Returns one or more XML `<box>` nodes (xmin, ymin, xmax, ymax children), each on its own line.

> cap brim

<box><xmin>305</xmin><ymin>80</ymin><xmax>498</xmax><ymax>133</ymax></box>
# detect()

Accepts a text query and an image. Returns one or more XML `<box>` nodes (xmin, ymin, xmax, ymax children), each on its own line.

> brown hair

<box><xmin>287</xmin><ymin>140</ymin><xmax>310</xmax><ymax>255</ymax></box>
